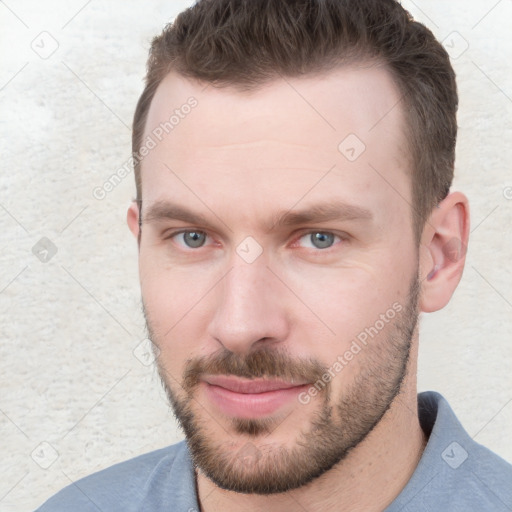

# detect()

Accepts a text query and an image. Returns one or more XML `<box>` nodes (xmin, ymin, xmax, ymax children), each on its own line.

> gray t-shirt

<box><xmin>35</xmin><ymin>392</ymin><xmax>512</xmax><ymax>511</ymax></box>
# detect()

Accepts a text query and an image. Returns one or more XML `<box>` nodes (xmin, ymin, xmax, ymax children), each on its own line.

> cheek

<box><xmin>139</xmin><ymin>257</ymin><xmax>215</xmax><ymax>369</ymax></box>
<box><xmin>279</xmin><ymin>254</ymin><xmax>412</xmax><ymax>354</ymax></box>
<box><xmin>293</xmin><ymin>280</ymin><xmax>410</xmax><ymax>392</ymax></box>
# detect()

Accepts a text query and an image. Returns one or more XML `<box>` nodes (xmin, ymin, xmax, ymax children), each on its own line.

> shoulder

<box><xmin>34</xmin><ymin>440</ymin><xmax>198</xmax><ymax>512</ymax></box>
<box><xmin>388</xmin><ymin>392</ymin><xmax>512</xmax><ymax>511</ymax></box>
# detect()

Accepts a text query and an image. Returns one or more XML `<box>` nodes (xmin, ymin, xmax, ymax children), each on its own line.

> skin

<box><xmin>127</xmin><ymin>64</ymin><xmax>469</xmax><ymax>511</ymax></box>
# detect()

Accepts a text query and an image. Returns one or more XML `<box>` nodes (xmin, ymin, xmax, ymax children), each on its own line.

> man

<box><xmin>36</xmin><ymin>0</ymin><xmax>512</xmax><ymax>510</ymax></box>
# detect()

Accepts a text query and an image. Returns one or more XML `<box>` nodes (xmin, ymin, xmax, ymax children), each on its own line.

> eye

<box><xmin>298</xmin><ymin>231</ymin><xmax>340</xmax><ymax>250</ymax></box>
<box><xmin>172</xmin><ymin>230</ymin><xmax>208</xmax><ymax>249</ymax></box>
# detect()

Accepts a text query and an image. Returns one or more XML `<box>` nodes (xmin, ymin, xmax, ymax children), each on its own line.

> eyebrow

<box><xmin>142</xmin><ymin>200</ymin><xmax>214</xmax><ymax>228</ymax></box>
<box><xmin>141</xmin><ymin>199</ymin><xmax>373</xmax><ymax>231</ymax></box>
<box><xmin>271</xmin><ymin>201</ymin><xmax>373</xmax><ymax>229</ymax></box>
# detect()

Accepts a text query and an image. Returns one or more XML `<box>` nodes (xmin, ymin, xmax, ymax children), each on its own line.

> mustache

<box><xmin>182</xmin><ymin>348</ymin><xmax>327</xmax><ymax>393</ymax></box>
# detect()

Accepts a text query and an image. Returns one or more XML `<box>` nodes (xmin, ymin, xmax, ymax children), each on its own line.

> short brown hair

<box><xmin>132</xmin><ymin>0</ymin><xmax>458</xmax><ymax>239</ymax></box>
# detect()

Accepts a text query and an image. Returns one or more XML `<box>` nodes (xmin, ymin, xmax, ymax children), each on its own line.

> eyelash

<box><xmin>291</xmin><ymin>231</ymin><xmax>344</xmax><ymax>251</ymax></box>
<box><xmin>165</xmin><ymin>230</ymin><xmax>215</xmax><ymax>249</ymax></box>
<box><xmin>163</xmin><ymin>229</ymin><xmax>347</xmax><ymax>252</ymax></box>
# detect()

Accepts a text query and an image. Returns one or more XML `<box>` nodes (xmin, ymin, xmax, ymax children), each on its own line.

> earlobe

<box><xmin>419</xmin><ymin>191</ymin><xmax>470</xmax><ymax>313</ymax></box>
<box><xmin>127</xmin><ymin>201</ymin><xmax>140</xmax><ymax>240</ymax></box>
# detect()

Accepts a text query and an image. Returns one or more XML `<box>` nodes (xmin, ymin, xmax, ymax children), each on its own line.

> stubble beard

<box><xmin>145</xmin><ymin>276</ymin><xmax>420</xmax><ymax>495</ymax></box>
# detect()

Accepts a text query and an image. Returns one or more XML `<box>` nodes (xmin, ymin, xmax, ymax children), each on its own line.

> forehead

<box><xmin>140</xmin><ymin>65</ymin><xmax>411</xmax><ymax>230</ymax></box>
<box><xmin>145</xmin><ymin>64</ymin><xmax>408</xmax><ymax>148</ymax></box>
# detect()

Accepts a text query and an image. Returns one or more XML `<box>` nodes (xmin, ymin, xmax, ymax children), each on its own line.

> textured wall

<box><xmin>1</xmin><ymin>1</ymin><xmax>511</xmax><ymax>511</ymax></box>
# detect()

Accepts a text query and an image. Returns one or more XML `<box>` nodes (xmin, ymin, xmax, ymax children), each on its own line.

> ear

<box><xmin>418</xmin><ymin>191</ymin><xmax>470</xmax><ymax>313</ymax></box>
<box><xmin>127</xmin><ymin>200</ymin><xmax>140</xmax><ymax>242</ymax></box>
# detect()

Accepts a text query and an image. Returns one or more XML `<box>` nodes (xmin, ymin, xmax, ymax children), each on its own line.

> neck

<box><xmin>196</xmin><ymin>347</ymin><xmax>426</xmax><ymax>512</ymax></box>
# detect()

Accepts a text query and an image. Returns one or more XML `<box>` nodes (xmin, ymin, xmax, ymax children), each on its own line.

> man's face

<box><xmin>135</xmin><ymin>65</ymin><xmax>421</xmax><ymax>493</ymax></box>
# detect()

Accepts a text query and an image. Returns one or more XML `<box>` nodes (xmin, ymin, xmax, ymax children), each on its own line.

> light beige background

<box><xmin>1</xmin><ymin>1</ymin><xmax>511</xmax><ymax>511</ymax></box>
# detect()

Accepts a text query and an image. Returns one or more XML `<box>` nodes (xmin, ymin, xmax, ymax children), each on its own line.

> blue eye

<box><xmin>178</xmin><ymin>231</ymin><xmax>207</xmax><ymax>248</ymax></box>
<box><xmin>299</xmin><ymin>232</ymin><xmax>339</xmax><ymax>249</ymax></box>
<box><xmin>310</xmin><ymin>232</ymin><xmax>335</xmax><ymax>249</ymax></box>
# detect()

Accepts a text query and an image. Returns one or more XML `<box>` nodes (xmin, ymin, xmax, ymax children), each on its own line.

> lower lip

<box><xmin>202</xmin><ymin>382</ymin><xmax>310</xmax><ymax>419</ymax></box>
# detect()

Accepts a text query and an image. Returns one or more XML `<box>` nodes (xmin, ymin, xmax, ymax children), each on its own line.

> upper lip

<box><xmin>202</xmin><ymin>375</ymin><xmax>309</xmax><ymax>394</ymax></box>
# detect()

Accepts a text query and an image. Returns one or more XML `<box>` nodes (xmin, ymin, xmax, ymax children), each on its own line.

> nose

<box><xmin>208</xmin><ymin>259</ymin><xmax>290</xmax><ymax>355</ymax></box>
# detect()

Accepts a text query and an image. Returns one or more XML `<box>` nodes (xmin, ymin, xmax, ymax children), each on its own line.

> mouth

<box><xmin>200</xmin><ymin>375</ymin><xmax>311</xmax><ymax>419</ymax></box>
